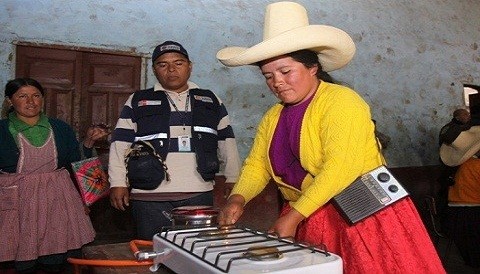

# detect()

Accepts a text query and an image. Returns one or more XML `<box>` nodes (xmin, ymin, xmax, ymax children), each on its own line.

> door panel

<box><xmin>15</xmin><ymin>45</ymin><xmax>141</xmax><ymax>144</ymax></box>
<box><xmin>81</xmin><ymin>53</ymin><xmax>141</xmax><ymax>141</ymax></box>
<box><xmin>48</xmin><ymin>87</ymin><xmax>75</xmax><ymax>125</ymax></box>
<box><xmin>16</xmin><ymin>46</ymin><xmax>80</xmax><ymax>127</ymax></box>
<box><xmin>113</xmin><ymin>92</ymin><xmax>132</xmax><ymax>119</ymax></box>
<box><xmin>89</xmin><ymin>92</ymin><xmax>109</xmax><ymax>124</ymax></box>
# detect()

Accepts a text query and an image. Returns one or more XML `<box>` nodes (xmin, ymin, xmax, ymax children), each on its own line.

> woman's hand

<box><xmin>268</xmin><ymin>208</ymin><xmax>304</xmax><ymax>238</ymax></box>
<box><xmin>110</xmin><ymin>187</ymin><xmax>130</xmax><ymax>211</ymax></box>
<box><xmin>83</xmin><ymin>124</ymin><xmax>111</xmax><ymax>148</ymax></box>
<box><xmin>218</xmin><ymin>194</ymin><xmax>245</xmax><ymax>225</ymax></box>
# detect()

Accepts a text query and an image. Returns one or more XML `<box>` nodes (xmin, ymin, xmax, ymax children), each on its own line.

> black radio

<box><xmin>332</xmin><ymin>165</ymin><xmax>408</xmax><ymax>225</ymax></box>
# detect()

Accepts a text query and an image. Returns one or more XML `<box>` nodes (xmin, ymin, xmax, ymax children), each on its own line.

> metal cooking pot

<box><xmin>162</xmin><ymin>205</ymin><xmax>218</xmax><ymax>226</ymax></box>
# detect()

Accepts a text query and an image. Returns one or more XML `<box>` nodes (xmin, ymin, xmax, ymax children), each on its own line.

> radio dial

<box><xmin>388</xmin><ymin>185</ymin><xmax>399</xmax><ymax>192</ymax></box>
<box><xmin>377</xmin><ymin>172</ymin><xmax>390</xmax><ymax>182</ymax></box>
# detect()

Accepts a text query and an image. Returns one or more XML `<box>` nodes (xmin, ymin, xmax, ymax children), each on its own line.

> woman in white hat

<box><xmin>217</xmin><ymin>2</ymin><xmax>445</xmax><ymax>273</ymax></box>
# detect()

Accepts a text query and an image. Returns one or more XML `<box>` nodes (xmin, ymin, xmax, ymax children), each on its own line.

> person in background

<box><xmin>439</xmin><ymin>108</ymin><xmax>471</xmax><ymax>145</ymax></box>
<box><xmin>440</xmin><ymin>113</ymin><xmax>480</xmax><ymax>269</ymax></box>
<box><xmin>437</xmin><ymin>108</ymin><xmax>472</xmax><ymax>226</ymax></box>
<box><xmin>108</xmin><ymin>40</ymin><xmax>241</xmax><ymax>240</ymax></box>
<box><xmin>216</xmin><ymin>2</ymin><xmax>445</xmax><ymax>273</ymax></box>
<box><xmin>0</xmin><ymin>77</ymin><xmax>108</xmax><ymax>273</ymax></box>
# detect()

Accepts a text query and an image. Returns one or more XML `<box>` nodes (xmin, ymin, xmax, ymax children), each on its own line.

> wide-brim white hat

<box><xmin>216</xmin><ymin>1</ymin><xmax>356</xmax><ymax>72</ymax></box>
<box><xmin>440</xmin><ymin>126</ymin><xmax>480</xmax><ymax>166</ymax></box>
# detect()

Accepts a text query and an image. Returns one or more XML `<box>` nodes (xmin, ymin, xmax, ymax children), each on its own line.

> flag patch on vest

<box><xmin>193</xmin><ymin>95</ymin><xmax>213</xmax><ymax>103</ymax></box>
<box><xmin>138</xmin><ymin>100</ymin><xmax>162</xmax><ymax>106</ymax></box>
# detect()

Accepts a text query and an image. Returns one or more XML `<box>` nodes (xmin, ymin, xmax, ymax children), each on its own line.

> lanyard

<box><xmin>165</xmin><ymin>92</ymin><xmax>190</xmax><ymax>131</ymax></box>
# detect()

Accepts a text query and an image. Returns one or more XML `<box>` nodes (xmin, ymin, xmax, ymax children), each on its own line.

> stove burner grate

<box><xmin>158</xmin><ymin>225</ymin><xmax>332</xmax><ymax>273</ymax></box>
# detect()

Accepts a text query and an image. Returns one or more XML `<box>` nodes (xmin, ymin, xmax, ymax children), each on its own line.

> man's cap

<box><xmin>152</xmin><ymin>41</ymin><xmax>189</xmax><ymax>62</ymax></box>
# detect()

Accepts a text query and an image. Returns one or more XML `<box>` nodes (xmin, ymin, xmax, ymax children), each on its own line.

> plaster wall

<box><xmin>1</xmin><ymin>0</ymin><xmax>479</xmax><ymax>167</ymax></box>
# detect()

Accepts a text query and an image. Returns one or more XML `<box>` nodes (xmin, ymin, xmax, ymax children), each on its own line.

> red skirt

<box><xmin>290</xmin><ymin>197</ymin><xmax>445</xmax><ymax>274</ymax></box>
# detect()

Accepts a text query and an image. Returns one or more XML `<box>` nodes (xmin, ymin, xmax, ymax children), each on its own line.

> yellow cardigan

<box><xmin>231</xmin><ymin>81</ymin><xmax>384</xmax><ymax>218</ymax></box>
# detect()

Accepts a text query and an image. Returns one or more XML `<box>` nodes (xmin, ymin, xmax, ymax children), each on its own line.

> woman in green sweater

<box><xmin>0</xmin><ymin>77</ymin><xmax>107</xmax><ymax>273</ymax></box>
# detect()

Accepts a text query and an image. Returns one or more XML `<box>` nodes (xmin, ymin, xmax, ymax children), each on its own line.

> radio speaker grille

<box><xmin>332</xmin><ymin>166</ymin><xmax>408</xmax><ymax>225</ymax></box>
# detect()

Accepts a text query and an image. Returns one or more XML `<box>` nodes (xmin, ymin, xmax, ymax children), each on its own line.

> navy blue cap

<box><xmin>152</xmin><ymin>41</ymin><xmax>189</xmax><ymax>62</ymax></box>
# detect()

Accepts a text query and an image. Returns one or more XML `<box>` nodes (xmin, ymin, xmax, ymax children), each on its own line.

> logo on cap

<box><xmin>160</xmin><ymin>45</ymin><xmax>181</xmax><ymax>52</ymax></box>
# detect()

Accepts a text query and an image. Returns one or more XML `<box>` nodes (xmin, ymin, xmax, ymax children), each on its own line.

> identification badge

<box><xmin>178</xmin><ymin>136</ymin><xmax>191</xmax><ymax>152</ymax></box>
<box><xmin>193</xmin><ymin>95</ymin><xmax>213</xmax><ymax>103</ymax></box>
<box><xmin>138</xmin><ymin>100</ymin><xmax>162</xmax><ymax>107</ymax></box>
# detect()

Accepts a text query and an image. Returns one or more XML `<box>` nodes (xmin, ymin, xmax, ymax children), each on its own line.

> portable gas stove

<box><xmin>142</xmin><ymin>225</ymin><xmax>342</xmax><ymax>273</ymax></box>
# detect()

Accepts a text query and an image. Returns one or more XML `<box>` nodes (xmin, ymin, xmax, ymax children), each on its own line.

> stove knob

<box><xmin>377</xmin><ymin>172</ymin><xmax>390</xmax><ymax>182</ymax></box>
<box><xmin>388</xmin><ymin>185</ymin><xmax>399</xmax><ymax>193</ymax></box>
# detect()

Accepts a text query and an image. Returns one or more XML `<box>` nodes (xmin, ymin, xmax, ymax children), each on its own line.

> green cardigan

<box><xmin>0</xmin><ymin>118</ymin><xmax>92</xmax><ymax>173</ymax></box>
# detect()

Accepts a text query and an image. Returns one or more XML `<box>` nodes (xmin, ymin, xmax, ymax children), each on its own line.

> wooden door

<box><xmin>81</xmin><ymin>52</ymin><xmax>141</xmax><ymax>142</ymax></box>
<box><xmin>16</xmin><ymin>46</ymin><xmax>81</xmax><ymax>127</ymax></box>
<box><xmin>15</xmin><ymin>45</ymin><xmax>141</xmax><ymax>144</ymax></box>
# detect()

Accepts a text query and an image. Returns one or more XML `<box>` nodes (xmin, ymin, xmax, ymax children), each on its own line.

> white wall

<box><xmin>1</xmin><ymin>0</ymin><xmax>479</xmax><ymax>167</ymax></box>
